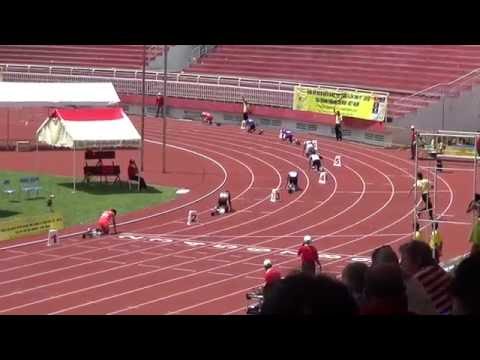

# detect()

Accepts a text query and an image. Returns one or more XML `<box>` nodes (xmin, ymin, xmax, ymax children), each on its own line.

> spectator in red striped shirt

<box><xmin>297</xmin><ymin>235</ymin><xmax>321</xmax><ymax>276</ymax></box>
<box><xmin>399</xmin><ymin>240</ymin><xmax>453</xmax><ymax>314</ymax></box>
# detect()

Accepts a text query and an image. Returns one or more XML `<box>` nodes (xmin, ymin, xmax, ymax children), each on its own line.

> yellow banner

<box><xmin>0</xmin><ymin>212</ymin><xmax>64</xmax><ymax>242</ymax></box>
<box><xmin>292</xmin><ymin>86</ymin><xmax>388</xmax><ymax>121</ymax></box>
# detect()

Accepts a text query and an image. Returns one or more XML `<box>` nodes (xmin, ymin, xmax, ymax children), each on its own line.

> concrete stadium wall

<box><xmin>149</xmin><ymin>45</ymin><xmax>196</xmax><ymax>72</ymax></box>
<box><xmin>393</xmin><ymin>85</ymin><xmax>480</xmax><ymax>133</ymax></box>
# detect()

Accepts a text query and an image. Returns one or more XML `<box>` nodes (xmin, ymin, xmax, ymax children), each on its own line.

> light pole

<box><xmin>162</xmin><ymin>45</ymin><xmax>168</xmax><ymax>174</ymax></box>
<box><xmin>140</xmin><ymin>45</ymin><xmax>146</xmax><ymax>172</ymax></box>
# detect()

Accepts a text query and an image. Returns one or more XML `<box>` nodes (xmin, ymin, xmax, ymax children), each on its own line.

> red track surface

<box><xmin>0</xmin><ymin>118</ymin><xmax>473</xmax><ymax>315</ymax></box>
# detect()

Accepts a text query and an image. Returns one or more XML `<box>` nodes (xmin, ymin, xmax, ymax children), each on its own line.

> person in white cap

<box><xmin>410</xmin><ymin>125</ymin><xmax>417</xmax><ymax>160</ymax></box>
<box><xmin>264</xmin><ymin>259</ymin><xmax>282</xmax><ymax>286</ymax></box>
<box><xmin>297</xmin><ymin>235</ymin><xmax>321</xmax><ymax>276</ymax></box>
<box><xmin>263</xmin><ymin>259</ymin><xmax>282</xmax><ymax>299</ymax></box>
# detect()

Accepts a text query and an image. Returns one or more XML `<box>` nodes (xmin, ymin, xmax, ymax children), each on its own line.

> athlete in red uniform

<box><xmin>201</xmin><ymin>112</ymin><xmax>214</xmax><ymax>125</ymax></box>
<box><xmin>96</xmin><ymin>208</ymin><xmax>117</xmax><ymax>235</ymax></box>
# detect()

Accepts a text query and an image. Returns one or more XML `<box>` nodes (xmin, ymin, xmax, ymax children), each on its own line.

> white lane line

<box><xmin>208</xmin><ymin>272</ymin><xmax>234</xmax><ymax>277</ymax></box>
<box><xmin>173</xmin><ymin>268</ymin><xmax>197</xmax><ymax>273</ymax></box>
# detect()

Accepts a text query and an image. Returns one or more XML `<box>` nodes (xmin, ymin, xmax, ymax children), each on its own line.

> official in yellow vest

<box><xmin>414</xmin><ymin>222</ymin><xmax>424</xmax><ymax>242</ymax></box>
<box><xmin>429</xmin><ymin>222</ymin><xmax>443</xmax><ymax>263</ymax></box>
<box><xmin>469</xmin><ymin>217</ymin><xmax>480</xmax><ymax>254</ymax></box>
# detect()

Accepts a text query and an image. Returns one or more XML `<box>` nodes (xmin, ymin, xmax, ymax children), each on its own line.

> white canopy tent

<box><xmin>36</xmin><ymin>107</ymin><xmax>141</xmax><ymax>191</ymax></box>
<box><xmin>0</xmin><ymin>82</ymin><xmax>120</xmax><ymax>107</ymax></box>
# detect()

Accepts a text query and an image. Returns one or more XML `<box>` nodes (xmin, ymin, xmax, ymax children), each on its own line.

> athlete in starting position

<box><xmin>83</xmin><ymin>208</ymin><xmax>117</xmax><ymax>238</ymax></box>
<box><xmin>201</xmin><ymin>112</ymin><xmax>214</xmax><ymax>125</ymax></box>
<box><xmin>309</xmin><ymin>152</ymin><xmax>323</xmax><ymax>172</ymax></box>
<box><xmin>304</xmin><ymin>141</ymin><xmax>316</xmax><ymax>158</ymax></box>
<box><xmin>211</xmin><ymin>191</ymin><xmax>233</xmax><ymax>216</ymax></box>
<box><xmin>287</xmin><ymin>171</ymin><xmax>299</xmax><ymax>193</ymax></box>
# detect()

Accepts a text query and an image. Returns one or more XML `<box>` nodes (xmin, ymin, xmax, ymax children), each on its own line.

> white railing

<box><xmin>0</xmin><ymin>63</ymin><xmax>393</xmax><ymax>112</ymax></box>
<box><xmin>1</xmin><ymin>70</ymin><xmax>293</xmax><ymax>108</ymax></box>
<box><xmin>0</xmin><ymin>63</ymin><xmax>389</xmax><ymax>96</ymax></box>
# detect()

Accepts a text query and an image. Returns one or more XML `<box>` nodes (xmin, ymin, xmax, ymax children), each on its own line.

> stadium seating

<box><xmin>186</xmin><ymin>45</ymin><xmax>480</xmax><ymax>119</ymax></box>
<box><xmin>0</xmin><ymin>45</ymin><xmax>164</xmax><ymax>69</ymax></box>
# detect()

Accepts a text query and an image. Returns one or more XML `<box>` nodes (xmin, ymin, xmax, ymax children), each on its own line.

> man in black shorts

<box><xmin>309</xmin><ymin>153</ymin><xmax>323</xmax><ymax>172</ymax></box>
<box><xmin>246</xmin><ymin>117</ymin><xmax>256</xmax><ymax>133</ymax></box>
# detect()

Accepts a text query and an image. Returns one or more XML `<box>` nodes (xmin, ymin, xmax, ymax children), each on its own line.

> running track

<box><xmin>0</xmin><ymin>118</ymin><xmax>474</xmax><ymax>314</ymax></box>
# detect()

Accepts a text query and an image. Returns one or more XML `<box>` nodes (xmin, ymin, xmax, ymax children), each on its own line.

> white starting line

<box><xmin>116</xmin><ymin>233</ymin><xmax>372</xmax><ymax>264</ymax></box>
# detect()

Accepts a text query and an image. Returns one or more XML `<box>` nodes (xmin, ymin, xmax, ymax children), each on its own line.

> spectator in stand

<box><xmin>371</xmin><ymin>245</ymin><xmax>399</xmax><ymax>267</ymax></box>
<box><xmin>370</xmin><ymin>244</ymin><xmax>437</xmax><ymax>315</ymax></box>
<box><xmin>429</xmin><ymin>222</ymin><xmax>443</xmax><ymax>264</ymax></box>
<box><xmin>297</xmin><ymin>235</ymin><xmax>321</xmax><ymax>276</ymax></box>
<box><xmin>262</xmin><ymin>259</ymin><xmax>282</xmax><ymax>301</ymax></box>
<box><xmin>451</xmin><ymin>252</ymin><xmax>480</xmax><ymax>315</ymax></box>
<box><xmin>127</xmin><ymin>159</ymin><xmax>147</xmax><ymax>190</ymax></box>
<box><xmin>341</xmin><ymin>262</ymin><xmax>368</xmax><ymax>307</ymax></box>
<box><xmin>155</xmin><ymin>94</ymin><xmax>164</xmax><ymax>118</ymax></box>
<box><xmin>399</xmin><ymin>240</ymin><xmax>453</xmax><ymax>314</ymax></box>
<box><xmin>261</xmin><ymin>272</ymin><xmax>358</xmax><ymax>315</ymax></box>
<box><xmin>410</xmin><ymin>125</ymin><xmax>417</xmax><ymax>160</ymax></box>
<box><xmin>361</xmin><ymin>264</ymin><xmax>412</xmax><ymax>315</ymax></box>
<box><xmin>334</xmin><ymin>111</ymin><xmax>343</xmax><ymax>141</ymax></box>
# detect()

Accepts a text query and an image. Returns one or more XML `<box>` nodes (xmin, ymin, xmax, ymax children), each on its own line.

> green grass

<box><xmin>0</xmin><ymin>170</ymin><xmax>177</xmax><ymax>228</ymax></box>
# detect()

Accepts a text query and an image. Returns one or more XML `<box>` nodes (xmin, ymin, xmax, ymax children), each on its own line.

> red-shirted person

<box><xmin>127</xmin><ymin>159</ymin><xmax>147</xmax><ymax>190</ymax></box>
<box><xmin>263</xmin><ymin>259</ymin><xmax>282</xmax><ymax>299</ymax></box>
<box><xmin>96</xmin><ymin>208</ymin><xmax>117</xmax><ymax>235</ymax></box>
<box><xmin>201</xmin><ymin>112</ymin><xmax>213</xmax><ymax>125</ymax></box>
<box><xmin>155</xmin><ymin>95</ymin><xmax>164</xmax><ymax>118</ymax></box>
<box><xmin>297</xmin><ymin>235</ymin><xmax>321</xmax><ymax>276</ymax></box>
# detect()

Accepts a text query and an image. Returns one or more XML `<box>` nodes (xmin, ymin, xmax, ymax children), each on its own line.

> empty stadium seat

<box><xmin>186</xmin><ymin>45</ymin><xmax>480</xmax><ymax>119</ymax></box>
<box><xmin>0</xmin><ymin>45</ymin><xmax>164</xmax><ymax>69</ymax></box>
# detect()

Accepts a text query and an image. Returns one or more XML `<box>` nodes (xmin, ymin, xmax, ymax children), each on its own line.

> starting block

<box><xmin>47</xmin><ymin>229</ymin><xmax>59</xmax><ymax>246</ymax></box>
<box><xmin>333</xmin><ymin>155</ymin><xmax>342</xmax><ymax>167</ymax></box>
<box><xmin>318</xmin><ymin>171</ymin><xmax>327</xmax><ymax>184</ymax></box>
<box><xmin>270</xmin><ymin>188</ymin><xmax>280</xmax><ymax>203</ymax></box>
<box><xmin>240</xmin><ymin>120</ymin><xmax>246</xmax><ymax>130</ymax></box>
<box><xmin>312</xmin><ymin>140</ymin><xmax>318</xmax><ymax>151</ymax></box>
<box><xmin>187</xmin><ymin>210</ymin><xmax>198</xmax><ymax>225</ymax></box>
<box><xmin>279</xmin><ymin>129</ymin><xmax>283</xmax><ymax>139</ymax></box>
